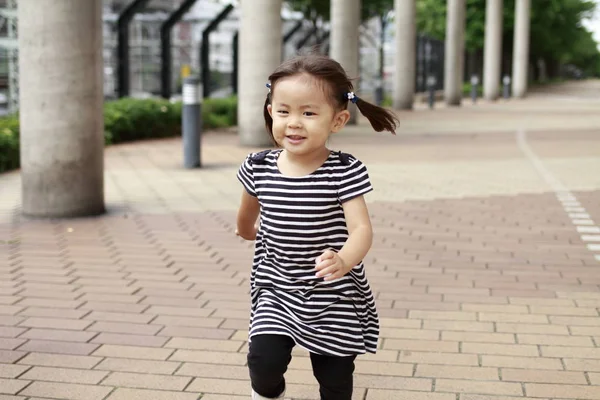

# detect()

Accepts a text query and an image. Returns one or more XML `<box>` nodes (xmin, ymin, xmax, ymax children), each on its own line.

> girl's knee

<box><xmin>247</xmin><ymin>349</ymin><xmax>289</xmax><ymax>378</ymax></box>
<box><xmin>247</xmin><ymin>335</ymin><xmax>293</xmax><ymax>395</ymax></box>
<box><xmin>248</xmin><ymin>335</ymin><xmax>293</xmax><ymax>380</ymax></box>
<box><xmin>311</xmin><ymin>354</ymin><xmax>356</xmax><ymax>399</ymax></box>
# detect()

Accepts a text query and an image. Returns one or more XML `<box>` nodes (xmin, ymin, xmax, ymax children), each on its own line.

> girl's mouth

<box><xmin>286</xmin><ymin>135</ymin><xmax>306</xmax><ymax>144</ymax></box>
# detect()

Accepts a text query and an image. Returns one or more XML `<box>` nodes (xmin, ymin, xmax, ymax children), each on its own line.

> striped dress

<box><xmin>237</xmin><ymin>149</ymin><xmax>379</xmax><ymax>357</ymax></box>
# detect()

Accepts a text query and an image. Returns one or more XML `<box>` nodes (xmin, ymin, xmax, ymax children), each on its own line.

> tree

<box><xmin>562</xmin><ymin>26</ymin><xmax>600</xmax><ymax>76</ymax></box>
<box><xmin>414</xmin><ymin>0</ymin><xmax>600</xmax><ymax>78</ymax></box>
<box><xmin>286</xmin><ymin>0</ymin><xmax>600</xmax><ymax>78</ymax></box>
<box><xmin>287</xmin><ymin>0</ymin><xmax>330</xmax><ymax>26</ymax></box>
<box><xmin>528</xmin><ymin>0</ymin><xmax>598</xmax><ymax>76</ymax></box>
<box><xmin>286</xmin><ymin>0</ymin><xmax>395</xmax><ymax>23</ymax></box>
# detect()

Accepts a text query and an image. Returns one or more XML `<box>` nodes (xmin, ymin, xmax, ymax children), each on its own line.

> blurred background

<box><xmin>0</xmin><ymin>0</ymin><xmax>598</xmax><ymax>115</ymax></box>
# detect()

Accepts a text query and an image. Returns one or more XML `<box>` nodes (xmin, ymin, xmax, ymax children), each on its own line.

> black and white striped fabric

<box><xmin>237</xmin><ymin>149</ymin><xmax>379</xmax><ymax>357</ymax></box>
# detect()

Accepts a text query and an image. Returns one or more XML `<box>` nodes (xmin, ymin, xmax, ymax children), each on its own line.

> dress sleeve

<box><xmin>338</xmin><ymin>158</ymin><xmax>373</xmax><ymax>203</ymax></box>
<box><xmin>236</xmin><ymin>154</ymin><xmax>256</xmax><ymax>197</ymax></box>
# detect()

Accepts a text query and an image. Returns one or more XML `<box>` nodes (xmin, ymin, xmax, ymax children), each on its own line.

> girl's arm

<box><xmin>338</xmin><ymin>195</ymin><xmax>373</xmax><ymax>267</ymax></box>
<box><xmin>236</xmin><ymin>190</ymin><xmax>260</xmax><ymax>240</ymax></box>
<box><xmin>315</xmin><ymin>195</ymin><xmax>373</xmax><ymax>280</ymax></box>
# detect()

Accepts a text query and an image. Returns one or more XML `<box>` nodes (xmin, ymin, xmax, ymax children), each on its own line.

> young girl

<box><xmin>235</xmin><ymin>54</ymin><xmax>398</xmax><ymax>400</ymax></box>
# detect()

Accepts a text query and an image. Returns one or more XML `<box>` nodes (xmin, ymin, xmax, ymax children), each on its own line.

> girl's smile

<box><xmin>285</xmin><ymin>134</ymin><xmax>306</xmax><ymax>145</ymax></box>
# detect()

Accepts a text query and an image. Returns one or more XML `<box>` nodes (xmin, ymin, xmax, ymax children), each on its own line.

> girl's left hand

<box><xmin>315</xmin><ymin>250</ymin><xmax>350</xmax><ymax>281</ymax></box>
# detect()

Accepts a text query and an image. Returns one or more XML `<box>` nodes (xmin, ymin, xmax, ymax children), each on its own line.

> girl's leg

<box><xmin>247</xmin><ymin>334</ymin><xmax>295</xmax><ymax>399</ymax></box>
<box><xmin>310</xmin><ymin>352</ymin><xmax>357</xmax><ymax>400</ymax></box>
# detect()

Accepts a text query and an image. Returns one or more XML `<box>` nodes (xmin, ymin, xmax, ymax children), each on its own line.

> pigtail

<box><xmin>354</xmin><ymin>98</ymin><xmax>399</xmax><ymax>135</ymax></box>
<box><xmin>263</xmin><ymin>93</ymin><xmax>273</xmax><ymax>137</ymax></box>
<box><xmin>263</xmin><ymin>82</ymin><xmax>279</xmax><ymax>145</ymax></box>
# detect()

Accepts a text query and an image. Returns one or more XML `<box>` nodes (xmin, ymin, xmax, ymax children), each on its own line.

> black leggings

<box><xmin>247</xmin><ymin>334</ymin><xmax>356</xmax><ymax>400</ymax></box>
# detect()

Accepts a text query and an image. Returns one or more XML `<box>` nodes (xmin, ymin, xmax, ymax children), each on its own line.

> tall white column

<box><xmin>512</xmin><ymin>0</ymin><xmax>531</xmax><ymax>98</ymax></box>
<box><xmin>18</xmin><ymin>0</ymin><xmax>105</xmax><ymax>218</ymax></box>
<box><xmin>330</xmin><ymin>0</ymin><xmax>361</xmax><ymax>124</ymax></box>
<box><xmin>393</xmin><ymin>0</ymin><xmax>416</xmax><ymax>110</ymax></box>
<box><xmin>483</xmin><ymin>0</ymin><xmax>503</xmax><ymax>100</ymax></box>
<box><xmin>444</xmin><ymin>0</ymin><xmax>466</xmax><ymax>106</ymax></box>
<box><xmin>239</xmin><ymin>0</ymin><xmax>282</xmax><ymax>147</ymax></box>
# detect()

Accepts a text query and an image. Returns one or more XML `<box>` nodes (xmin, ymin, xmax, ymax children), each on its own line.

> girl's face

<box><xmin>267</xmin><ymin>74</ymin><xmax>350</xmax><ymax>156</ymax></box>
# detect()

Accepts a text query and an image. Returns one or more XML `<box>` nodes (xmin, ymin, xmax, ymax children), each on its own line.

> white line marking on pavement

<box><xmin>564</xmin><ymin>207</ymin><xmax>586</xmax><ymax>212</ymax></box>
<box><xmin>517</xmin><ymin>129</ymin><xmax>600</xmax><ymax>263</ymax></box>
<box><xmin>572</xmin><ymin>219</ymin><xmax>595</xmax><ymax>225</ymax></box>
<box><xmin>581</xmin><ymin>235</ymin><xmax>600</xmax><ymax>242</ymax></box>
<box><xmin>569</xmin><ymin>213</ymin><xmax>591</xmax><ymax>219</ymax></box>
<box><xmin>577</xmin><ymin>226</ymin><xmax>600</xmax><ymax>234</ymax></box>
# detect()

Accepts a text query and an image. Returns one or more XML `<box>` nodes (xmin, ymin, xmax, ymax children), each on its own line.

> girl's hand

<box><xmin>315</xmin><ymin>250</ymin><xmax>350</xmax><ymax>281</ymax></box>
<box><xmin>235</xmin><ymin>224</ymin><xmax>258</xmax><ymax>240</ymax></box>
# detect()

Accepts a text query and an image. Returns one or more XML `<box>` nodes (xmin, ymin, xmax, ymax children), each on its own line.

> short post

<box><xmin>427</xmin><ymin>75</ymin><xmax>437</xmax><ymax>109</ymax></box>
<box><xmin>470</xmin><ymin>74</ymin><xmax>479</xmax><ymax>103</ymax></box>
<box><xmin>503</xmin><ymin>75</ymin><xmax>511</xmax><ymax>99</ymax></box>
<box><xmin>374</xmin><ymin>78</ymin><xmax>383</xmax><ymax>106</ymax></box>
<box><xmin>182</xmin><ymin>76</ymin><xmax>202</xmax><ymax>168</ymax></box>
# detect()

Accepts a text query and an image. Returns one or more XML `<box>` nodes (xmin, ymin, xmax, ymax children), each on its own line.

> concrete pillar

<box><xmin>393</xmin><ymin>0</ymin><xmax>416</xmax><ymax>110</ymax></box>
<box><xmin>444</xmin><ymin>0</ymin><xmax>466</xmax><ymax>106</ymax></box>
<box><xmin>483</xmin><ymin>0</ymin><xmax>503</xmax><ymax>100</ymax></box>
<box><xmin>238</xmin><ymin>0</ymin><xmax>282</xmax><ymax>147</ymax></box>
<box><xmin>330</xmin><ymin>0</ymin><xmax>361</xmax><ymax>124</ymax></box>
<box><xmin>18</xmin><ymin>0</ymin><xmax>105</xmax><ymax>218</ymax></box>
<box><xmin>512</xmin><ymin>0</ymin><xmax>531</xmax><ymax>98</ymax></box>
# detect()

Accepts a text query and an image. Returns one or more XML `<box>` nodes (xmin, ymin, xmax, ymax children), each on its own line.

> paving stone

<box><xmin>17</xmin><ymin>353</ymin><xmax>102</xmax><ymax>369</ymax></box>
<box><xmin>17</xmin><ymin>339</ymin><xmax>100</xmax><ymax>355</ymax></box>
<box><xmin>104</xmin><ymin>387</ymin><xmax>201</xmax><ymax>400</ymax></box>
<box><xmin>0</xmin><ymin>377</ymin><xmax>30</xmax><ymax>395</ymax></box>
<box><xmin>92</xmin><ymin>344</ymin><xmax>174</xmax><ymax>360</ymax></box>
<box><xmin>94</xmin><ymin>358</ymin><xmax>181</xmax><ymax>374</ymax></box>
<box><xmin>19</xmin><ymin>366</ymin><xmax>108</xmax><ymax>384</ymax></box>
<box><xmin>19</xmin><ymin>381</ymin><xmax>112</xmax><ymax>399</ymax></box>
<box><xmin>100</xmin><ymin>371</ymin><xmax>192</xmax><ymax>391</ymax></box>
<box><xmin>0</xmin><ymin>363</ymin><xmax>30</xmax><ymax>378</ymax></box>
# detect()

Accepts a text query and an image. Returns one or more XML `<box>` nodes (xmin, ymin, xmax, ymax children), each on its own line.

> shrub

<box><xmin>203</xmin><ymin>95</ymin><xmax>237</xmax><ymax>128</ymax></box>
<box><xmin>462</xmin><ymin>82</ymin><xmax>483</xmax><ymax>97</ymax></box>
<box><xmin>103</xmin><ymin>97</ymin><xmax>183</xmax><ymax>145</ymax></box>
<box><xmin>0</xmin><ymin>114</ymin><xmax>20</xmax><ymax>173</ymax></box>
<box><xmin>0</xmin><ymin>95</ymin><xmax>238</xmax><ymax>174</ymax></box>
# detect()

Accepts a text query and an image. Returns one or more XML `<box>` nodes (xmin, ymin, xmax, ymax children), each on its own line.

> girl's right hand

<box><xmin>235</xmin><ymin>225</ymin><xmax>258</xmax><ymax>240</ymax></box>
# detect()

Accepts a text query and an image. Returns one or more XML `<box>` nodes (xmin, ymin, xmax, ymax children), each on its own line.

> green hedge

<box><xmin>0</xmin><ymin>114</ymin><xmax>20</xmax><ymax>173</ymax></box>
<box><xmin>202</xmin><ymin>95</ymin><xmax>237</xmax><ymax>129</ymax></box>
<box><xmin>0</xmin><ymin>96</ymin><xmax>237</xmax><ymax>174</ymax></box>
<box><xmin>103</xmin><ymin>98</ymin><xmax>183</xmax><ymax>145</ymax></box>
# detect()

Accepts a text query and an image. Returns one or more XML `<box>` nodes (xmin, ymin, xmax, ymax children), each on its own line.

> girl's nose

<box><xmin>287</xmin><ymin>117</ymin><xmax>302</xmax><ymax>129</ymax></box>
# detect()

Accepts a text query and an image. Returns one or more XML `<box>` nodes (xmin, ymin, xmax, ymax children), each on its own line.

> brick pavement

<box><xmin>0</xmin><ymin>81</ymin><xmax>599</xmax><ymax>399</ymax></box>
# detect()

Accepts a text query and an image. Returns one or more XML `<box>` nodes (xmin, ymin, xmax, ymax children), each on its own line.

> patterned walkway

<box><xmin>0</xmin><ymin>80</ymin><xmax>599</xmax><ymax>399</ymax></box>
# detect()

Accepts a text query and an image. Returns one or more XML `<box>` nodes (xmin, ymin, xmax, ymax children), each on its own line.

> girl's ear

<box><xmin>267</xmin><ymin>104</ymin><xmax>273</xmax><ymax>117</ymax></box>
<box><xmin>331</xmin><ymin>109</ymin><xmax>351</xmax><ymax>133</ymax></box>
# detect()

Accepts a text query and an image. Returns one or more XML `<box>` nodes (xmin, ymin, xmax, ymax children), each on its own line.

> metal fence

<box><xmin>0</xmin><ymin>0</ymin><xmax>17</xmax><ymax>114</ymax></box>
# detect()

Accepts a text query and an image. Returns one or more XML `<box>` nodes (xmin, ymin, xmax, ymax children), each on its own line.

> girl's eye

<box><xmin>277</xmin><ymin>110</ymin><xmax>288</xmax><ymax>114</ymax></box>
<box><xmin>304</xmin><ymin>112</ymin><xmax>315</xmax><ymax>116</ymax></box>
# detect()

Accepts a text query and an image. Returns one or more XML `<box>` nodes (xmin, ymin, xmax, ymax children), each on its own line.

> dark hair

<box><xmin>263</xmin><ymin>53</ymin><xmax>399</xmax><ymax>142</ymax></box>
